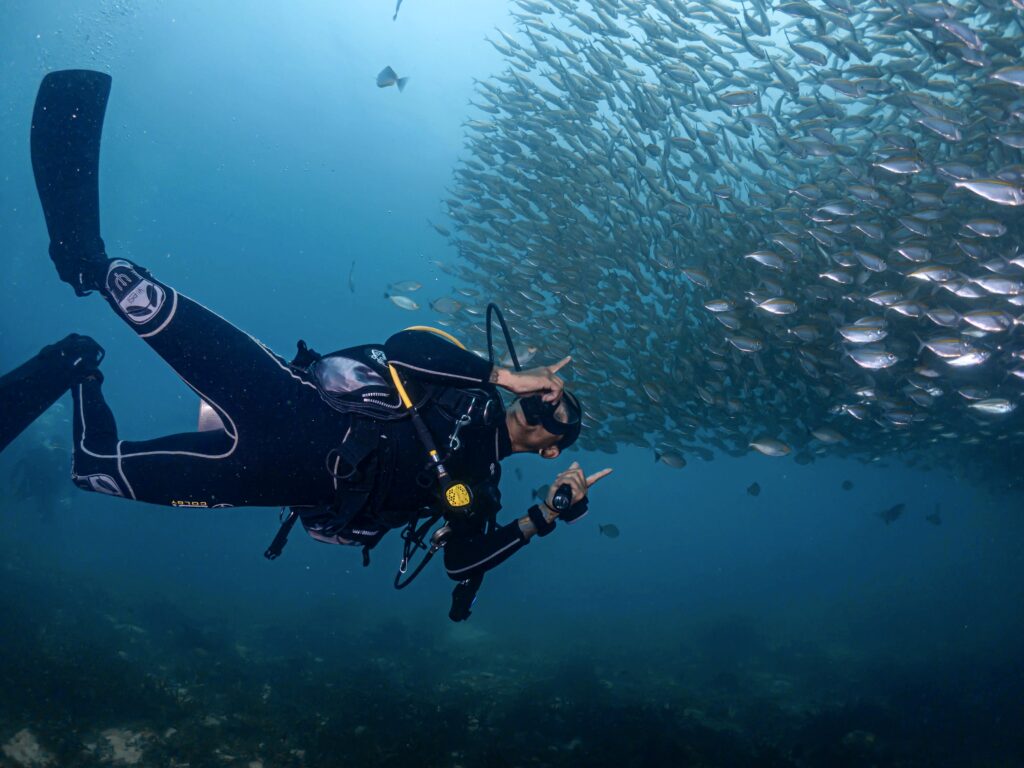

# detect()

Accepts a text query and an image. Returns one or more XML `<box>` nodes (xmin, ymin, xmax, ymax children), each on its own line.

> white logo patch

<box><xmin>77</xmin><ymin>473</ymin><xmax>124</xmax><ymax>497</ymax></box>
<box><xmin>117</xmin><ymin>278</ymin><xmax>166</xmax><ymax>325</ymax></box>
<box><xmin>368</xmin><ymin>348</ymin><xmax>387</xmax><ymax>367</ymax></box>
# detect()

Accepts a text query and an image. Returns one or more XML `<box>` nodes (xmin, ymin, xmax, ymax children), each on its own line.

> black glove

<box><xmin>558</xmin><ymin>497</ymin><xmax>589</xmax><ymax>524</ymax></box>
<box><xmin>449</xmin><ymin>574</ymin><xmax>483</xmax><ymax>622</ymax></box>
<box><xmin>528</xmin><ymin>504</ymin><xmax>556</xmax><ymax>537</ymax></box>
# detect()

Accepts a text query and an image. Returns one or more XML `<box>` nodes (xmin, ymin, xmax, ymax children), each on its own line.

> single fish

<box><xmin>749</xmin><ymin>437</ymin><xmax>791</xmax><ymax>457</ymax></box>
<box><xmin>385</xmin><ymin>293</ymin><xmax>419</xmax><ymax>311</ymax></box>
<box><xmin>388</xmin><ymin>280</ymin><xmax>422</xmax><ymax>292</ymax></box>
<box><xmin>599</xmin><ymin>523</ymin><xmax>620</xmax><ymax>539</ymax></box>
<box><xmin>427</xmin><ymin>219</ymin><xmax>451</xmax><ymax>237</ymax></box>
<box><xmin>954</xmin><ymin>180</ymin><xmax>1024</xmax><ymax>206</ymax></box>
<box><xmin>839</xmin><ymin>325</ymin><xmax>887</xmax><ymax>344</ymax></box>
<box><xmin>756</xmin><ymin>297</ymin><xmax>798</xmax><ymax>315</ymax></box>
<box><xmin>878</xmin><ymin>503</ymin><xmax>905</xmax><ymax>525</ymax></box>
<box><xmin>377</xmin><ymin>66</ymin><xmax>410</xmax><ymax>92</ymax></box>
<box><xmin>812</xmin><ymin>427</ymin><xmax>845</xmax><ymax>443</ymax></box>
<box><xmin>654</xmin><ymin>450</ymin><xmax>686</xmax><ymax>468</ymax></box>
<box><xmin>727</xmin><ymin>335</ymin><xmax>764</xmax><ymax>353</ymax></box>
<box><xmin>747</xmin><ymin>481</ymin><xmax>761</xmax><ymax>496</ymax></box>
<box><xmin>431</xmin><ymin>296</ymin><xmax>464</xmax><ymax>314</ymax></box>
<box><xmin>847</xmin><ymin>348</ymin><xmax>899</xmax><ymax>369</ymax></box>
<box><xmin>991</xmin><ymin>65</ymin><xmax>1024</xmax><ymax>87</ymax></box>
<box><xmin>968</xmin><ymin>398</ymin><xmax>1015</xmax><ymax>415</ymax></box>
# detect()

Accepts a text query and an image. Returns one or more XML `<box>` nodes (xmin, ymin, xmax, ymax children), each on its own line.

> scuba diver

<box><xmin>26</xmin><ymin>69</ymin><xmax>612</xmax><ymax>620</ymax></box>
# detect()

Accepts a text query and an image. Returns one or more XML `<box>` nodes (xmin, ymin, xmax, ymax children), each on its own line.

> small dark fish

<box><xmin>348</xmin><ymin>260</ymin><xmax>355</xmax><ymax>293</ymax></box>
<box><xmin>841</xmin><ymin>480</ymin><xmax>854</xmax><ymax>491</ymax></box>
<box><xmin>793</xmin><ymin>450</ymin><xmax>815</xmax><ymax>466</ymax></box>
<box><xmin>926</xmin><ymin>504</ymin><xmax>942</xmax><ymax>526</ymax></box>
<box><xmin>654</xmin><ymin>449</ymin><xmax>686</xmax><ymax>468</ymax></box>
<box><xmin>878</xmin><ymin>503</ymin><xmax>905</xmax><ymax>525</ymax></box>
<box><xmin>747</xmin><ymin>482</ymin><xmax>761</xmax><ymax>496</ymax></box>
<box><xmin>377</xmin><ymin>66</ymin><xmax>409</xmax><ymax>92</ymax></box>
<box><xmin>515</xmin><ymin>468</ymin><xmax>523</xmax><ymax>481</ymax></box>
<box><xmin>599</xmin><ymin>524</ymin><xmax>620</xmax><ymax>538</ymax></box>
<box><xmin>531</xmin><ymin>484</ymin><xmax>549</xmax><ymax>501</ymax></box>
<box><xmin>393</xmin><ymin>0</ymin><xmax>403</xmax><ymax>21</ymax></box>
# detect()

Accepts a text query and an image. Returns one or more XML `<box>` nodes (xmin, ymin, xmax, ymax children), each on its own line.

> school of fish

<box><xmin>421</xmin><ymin>0</ymin><xmax>1024</xmax><ymax>490</ymax></box>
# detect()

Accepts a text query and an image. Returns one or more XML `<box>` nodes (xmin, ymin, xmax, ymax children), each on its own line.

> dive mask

<box><xmin>520</xmin><ymin>391</ymin><xmax>582</xmax><ymax>448</ymax></box>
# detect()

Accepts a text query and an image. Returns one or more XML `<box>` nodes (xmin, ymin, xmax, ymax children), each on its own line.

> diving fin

<box><xmin>31</xmin><ymin>70</ymin><xmax>112</xmax><ymax>296</ymax></box>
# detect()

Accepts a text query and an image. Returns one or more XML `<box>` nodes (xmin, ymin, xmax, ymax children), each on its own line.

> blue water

<box><xmin>1</xmin><ymin>3</ymin><xmax>1022</xmax><ymax>766</ymax></box>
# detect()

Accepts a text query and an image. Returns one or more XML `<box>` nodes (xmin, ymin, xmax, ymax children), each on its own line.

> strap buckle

<box><xmin>448</xmin><ymin>413</ymin><xmax>471</xmax><ymax>451</ymax></box>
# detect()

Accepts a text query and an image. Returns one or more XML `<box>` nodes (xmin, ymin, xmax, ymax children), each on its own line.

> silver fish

<box><xmin>847</xmin><ymin>348</ymin><xmax>899</xmax><ymax>369</ymax></box>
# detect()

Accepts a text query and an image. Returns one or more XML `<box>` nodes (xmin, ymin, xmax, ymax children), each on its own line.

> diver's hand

<box><xmin>518</xmin><ymin>463</ymin><xmax>613</xmax><ymax>540</ymax></box>
<box><xmin>544</xmin><ymin>461</ymin><xmax>613</xmax><ymax>511</ymax></box>
<box><xmin>493</xmin><ymin>356</ymin><xmax>571</xmax><ymax>403</ymax></box>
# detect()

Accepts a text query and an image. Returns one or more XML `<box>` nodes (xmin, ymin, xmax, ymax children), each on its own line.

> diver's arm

<box><xmin>442</xmin><ymin>497</ymin><xmax>572</xmax><ymax>579</ymax></box>
<box><xmin>383</xmin><ymin>330</ymin><xmax>572</xmax><ymax>399</ymax></box>
<box><xmin>515</xmin><ymin>503</ymin><xmax>558</xmax><ymax>542</ymax></box>
<box><xmin>384</xmin><ymin>330</ymin><xmax>494</xmax><ymax>386</ymax></box>
<box><xmin>442</xmin><ymin>518</ymin><xmax>531</xmax><ymax>581</ymax></box>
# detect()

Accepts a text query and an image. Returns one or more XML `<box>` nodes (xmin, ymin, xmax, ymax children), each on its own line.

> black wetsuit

<box><xmin>72</xmin><ymin>258</ymin><xmax>532</xmax><ymax>583</ymax></box>
<box><xmin>24</xmin><ymin>69</ymin><xmax>532</xmax><ymax>618</ymax></box>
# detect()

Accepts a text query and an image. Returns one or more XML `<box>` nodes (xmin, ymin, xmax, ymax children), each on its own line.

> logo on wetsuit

<box><xmin>368</xmin><ymin>348</ymin><xmax>387</xmax><ymax>367</ymax></box>
<box><xmin>75</xmin><ymin>473</ymin><xmax>124</xmax><ymax>497</ymax></box>
<box><xmin>171</xmin><ymin>499</ymin><xmax>209</xmax><ymax>508</ymax></box>
<box><xmin>106</xmin><ymin>261</ymin><xmax>166</xmax><ymax>325</ymax></box>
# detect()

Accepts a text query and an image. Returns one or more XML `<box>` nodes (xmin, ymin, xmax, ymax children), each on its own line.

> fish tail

<box><xmin>397</xmin><ymin>77</ymin><xmax>409</xmax><ymax>92</ymax></box>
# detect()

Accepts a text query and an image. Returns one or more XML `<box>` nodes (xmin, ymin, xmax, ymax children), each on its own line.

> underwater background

<box><xmin>1</xmin><ymin>1</ymin><xmax>1023</xmax><ymax>766</ymax></box>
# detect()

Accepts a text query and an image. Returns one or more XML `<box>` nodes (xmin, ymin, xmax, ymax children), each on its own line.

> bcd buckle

<box><xmin>448</xmin><ymin>413</ymin><xmax>471</xmax><ymax>451</ymax></box>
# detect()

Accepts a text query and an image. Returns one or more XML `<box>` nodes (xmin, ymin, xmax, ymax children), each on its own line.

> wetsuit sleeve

<box><xmin>443</xmin><ymin>519</ymin><xmax>529</xmax><ymax>581</ymax></box>
<box><xmin>384</xmin><ymin>330</ymin><xmax>493</xmax><ymax>387</ymax></box>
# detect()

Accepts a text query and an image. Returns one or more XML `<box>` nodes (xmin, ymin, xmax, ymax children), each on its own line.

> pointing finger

<box><xmin>549</xmin><ymin>355</ymin><xmax>572</xmax><ymax>373</ymax></box>
<box><xmin>585</xmin><ymin>468</ymin><xmax>614</xmax><ymax>486</ymax></box>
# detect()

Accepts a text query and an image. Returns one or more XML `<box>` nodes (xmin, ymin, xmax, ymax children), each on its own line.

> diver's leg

<box><xmin>31</xmin><ymin>70</ymin><xmax>320</xmax><ymax>420</ymax></box>
<box><xmin>69</xmin><ymin>372</ymin><xmax>126</xmax><ymax>496</ymax></box>
<box><xmin>96</xmin><ymin>258</ymin><xmax>319</xmax><ymax>422</ymax></box>
<box><xmin>0</xmin><ymin>334</ymin><xmax>104</xmax><ymax>454</ymax></box>
<box><xmin>70</xmin><ymin>374</ymin><xmax>263</xmax><ymax>506</ymax></box>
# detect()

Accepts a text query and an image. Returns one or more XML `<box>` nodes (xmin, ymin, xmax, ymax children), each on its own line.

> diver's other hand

<box><xmin>493</xmin><ymin>356</ymin><xmax>571</xmax><ymax>402</ymax></box>
<box><xmin>544</xmin><ymin>461</ymin><xmax>613</xmax><ymax>509</ymax></box>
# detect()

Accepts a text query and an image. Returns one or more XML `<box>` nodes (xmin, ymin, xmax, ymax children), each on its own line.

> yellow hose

<box><xmin>402</xmin><ymin>325</ymin><xmax>467</xmax><ymax>349</ymax></box>
<box><xmin>387</xmin><ymin>364</ymin><xmax>413</xmax><ymax>408</ymax></box>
